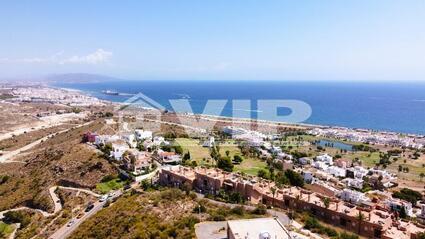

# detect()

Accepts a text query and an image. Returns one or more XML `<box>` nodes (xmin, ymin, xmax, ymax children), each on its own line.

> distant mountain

<box><xmin>45</xmin><ymin>73</ymin><xmax>121</xmax><ymax>83</ymax></box>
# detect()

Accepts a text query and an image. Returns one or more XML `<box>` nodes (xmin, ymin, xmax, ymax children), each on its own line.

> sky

<box><xmin>0</xmin><ymin>0</ymin><xmax>424</xmax><ymax>81</ymax></box>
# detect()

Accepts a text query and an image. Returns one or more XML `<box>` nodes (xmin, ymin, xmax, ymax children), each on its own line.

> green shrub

<box><xmin>252</xmin><ymin>204</ymin><xmax>267</xmax><ymax>215</ymax></box>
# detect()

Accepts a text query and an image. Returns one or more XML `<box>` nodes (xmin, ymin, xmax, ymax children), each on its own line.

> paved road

<box><xmin>58</xmin><ymin>186</ymin><xmax>101</xmax><ymax>198</ymax></box>
<box><xmin>0</xmin><ymin>185</ymin><xmax>92</xmax><ymax>220</ymax></box>
<box><xmin>49</xmin><ymin>190</ymin><xmax>122</xmax><ymax>239</ymax></box>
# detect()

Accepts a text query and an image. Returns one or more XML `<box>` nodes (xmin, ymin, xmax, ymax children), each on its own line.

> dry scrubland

<box><xmin>0</xmin><ymin>120</ymin><xmax>117</xmax><ymax>213</ymax></box>
<box><xmin>69</xmin><ymin>188</ymin><xmax>270</xmax><ymax>239</ymax></box>
<box><xmin>0</xmin><ymin>102</ymin><xmax>71</xmax><ymax>134</ymax></box>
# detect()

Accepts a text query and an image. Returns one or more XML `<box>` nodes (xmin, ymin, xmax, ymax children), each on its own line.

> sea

<box><xmin>52</xmin><ymin>80</ymin><xmax>425</xmax><ymax>135</ymax></box>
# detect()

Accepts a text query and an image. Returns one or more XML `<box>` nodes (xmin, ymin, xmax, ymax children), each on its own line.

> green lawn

<box><xmin>343</xmin><ymin>151</ymin><xmax>381</xmax><ymax>167</ymax></box>
<box><xmin>96</xmin><ymin>178</ymin><xmax>127</xmax><ymax>194</ymax></box>
<box><xmin>219</xmin><ymin>142</ymin><xmax>241</xmax><ymax>158</ymax></box>
<box><xmin>175</xmin><ymin>138</ymin><xmax>212</xmax><ymax>166</ymax></box>
<box><xmin>0</xmin><ymin>222</ymin><xmax>14</xmax><ymax>237</ymax></box>
<box><xmin>234</xmin><ymin>157</ymin><xmax>268</xmax><ymax>176</ymax></box>
<box><xmin>175</xmin><ymin>138</ymin><xmax>267</xmax><ymax>176</ymax></box>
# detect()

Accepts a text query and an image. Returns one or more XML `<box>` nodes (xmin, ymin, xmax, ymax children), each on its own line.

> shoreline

<box><xmin>54</xmin><ymin>85</ymin><xmax>425</xmax><ymax>138</ymax></box>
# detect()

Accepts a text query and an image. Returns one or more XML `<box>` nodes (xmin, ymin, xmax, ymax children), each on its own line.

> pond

<box><xmin>314</xmin><ymin>139</ymin><xmax>354</xmax><ymax>151</ymax></box>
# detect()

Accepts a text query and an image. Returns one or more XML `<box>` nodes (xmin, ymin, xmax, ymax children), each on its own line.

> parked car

<box><xmin>67</xmin><ymin>219</ymin><xmax>75</xmax><ymax>227</ymax></box>
<box><xmin>85</xmin><ymin>203</ymin><xmax>94</xmax><ymax>212</ymax></box>
<box><xmin>99</xmin><ymin>194</ymin><xmax>108</xmax><ymax>202</ymax></box>
<box><xmin>103</xmin><ymin>200</ymin><xmax>111</xmax><ymax>208</ymax></box>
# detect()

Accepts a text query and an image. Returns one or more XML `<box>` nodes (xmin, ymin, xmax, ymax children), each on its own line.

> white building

<box><xmin>135</xmin><ymin>129</ymin><xmax>153</xmax><ymax>141</ymax></box>
<box><xmin>203</xmin><ymin>136</ymin><xmax>215</xmax><ymax>147</ymax></box>
<box><xmin>276</xmin><ymin>152</ymin><xmax>293</xmax><ymax>160</ymax></box>
<box><xmin>340</xmin><ymin>189</ymin><xmax>370</xmax><ymax>205</ymax></box>
<box><xmin>349</xmin><ymin>166</ymin><xmax>369</xmax><ymax>179</ymax></box>
<box><xmin>369</xmin><ymin>168</ymin><xmax>395</xmax><ymax>181</ymax></box>
<box><xmin>110</xmin><ymin>141</ymin><xmax>130</xmax><ymax>160</ymax></box>
<box><xmin>122</xmin><ymin>133</ymin><xmax>137</xmax><ymax>148</ymax></box>
<box><xmin>316</xmin><ymin>154</ymin><xmax>333</xmax><ymax>165</ymax></box>
<box><xmin>227</xmin><ymin>218</ymin><xmax>291</xmax><ymax>239</ymax></box>
<box><xmin>312</xmin><ymin>161</ymin><xmax>329</xmax><ymax>170</ymax></box>
<box><xmin>303</xmin><ymin>171</ymin><xmax>314</xmax><ymax>184</ymax></box>
<box><xmin>420</xmin><ymin>204</ymin><xmax>425</xmax><ymax>218</ymax></box>
<box><xmin>94</xmin><ymin>135</ymin><xmax>119</xmax><ymax>146</ymax></box>
<box><xmin>270</xmin><ymin>146</ymin><xmax>282</xmax><ymax>154</ymax></box>
<box><xmin>342</xmin><ymin>178</ymin><xmax>363</xmax><ymax>190</ymax></box>
<box><xmin>222</xmin><ymin>126</ymin><xmax>246</xmax><ymax>136</ymax></box>
<box><xmin>246</xmin><ymin>137</ymin><xmax>263</xmax><ymax>147</ymax></box>
<box><xmin>153</xmin><ymin>136</ymin><xmax>167</xmax><ymax>146</ymax></box>
<box><xmin>386</xmin><ymin>199</ymin><xmax>414</xmax><ymax>217</ymax></box>
<box><xmin>326</xmin><ymin>166</ymin><xmax>346</xmax><ymax>177</ymax></box>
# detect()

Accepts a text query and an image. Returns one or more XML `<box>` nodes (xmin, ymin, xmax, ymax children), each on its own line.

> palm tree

<box><xmin>322</xmin><ymin>197</ymin><xmax>330</xmax><ymax>209</ymax></box>
<box><xmin>271</xmin><ymin>187</ymin><xmax>277</xmax><ymax>207</ymax></box>
<box><xmin>357</xmin><ymin>211</ymin><xmax>365</xmax><ymax>234</ymax></box>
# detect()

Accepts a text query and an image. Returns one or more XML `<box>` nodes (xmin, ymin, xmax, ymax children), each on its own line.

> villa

<box><xmin>123</xmin><ymin>149</ymin><xmax>153</xmax><ymax>175</ymax></box>
<box><xmin>155</xmin><ymin>150</ymin><xmax>182</xmax><ymax>165</ymax></box>
<box><xmin>110</xmin><ymin>140</ymin><xmax>130</xmax><ymax>160</ymax></box>
<box><xmin>135</xmin><ymin>129</ymin><xmax>153</xmax><ymax>141</ymax></box>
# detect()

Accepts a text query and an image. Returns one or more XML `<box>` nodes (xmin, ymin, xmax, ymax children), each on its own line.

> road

<box><xmin>0</xmin><ymin>113</ymin><xmax>85</xmax><ymax>142</ymax></box>
<box><xmin>0</xmin><ymin>121</ymin><xmax>93</xmax><ymax>163</ymax></box>
<box><xmin>0</xmin><ymin>185</ymin><xmax>101</xmax><ymax>220</ymax></box>
<box><xmin>49</xmin><ymin>190</ymin><xmax>122</xmax><ymax>239</ymax></box>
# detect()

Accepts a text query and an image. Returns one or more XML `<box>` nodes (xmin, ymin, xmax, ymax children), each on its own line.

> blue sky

<box><xmin>0</xmin><ymin>0</ymin><xmax>424</xmax><ymax>81</ymax></box>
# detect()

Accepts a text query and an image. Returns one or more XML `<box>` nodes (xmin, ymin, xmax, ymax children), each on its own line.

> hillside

<box><xmin>0</xmin><ymin>120</ymin><xmax>117</xmax><ymax>212</ymax></box>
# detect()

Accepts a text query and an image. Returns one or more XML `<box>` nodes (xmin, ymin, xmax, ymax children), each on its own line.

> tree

<box><xmin>357</xmin><ymin>211</ymin><xmax>365</xmax><ymax>234</ymax></box>
<box><xmin>393</xmin><ymin>188</ymin><xmax>422</xmax><ymax>205</ymax></box>
<box><xmin>257</xmin><ymin>169</ymin><xmax>268</xmax><ymax>179</ymax></box>
<box><xmin>284</xmin><ymin>169</ymin><xmax>304</xmax><ymax>187</ymax></box>
<box><xmin>174</xmin><ymin>145</ymin><xmax>184</xmax><ymax>155</ymax></box>
<box><xmin>253</xmin><ymin>203</ymin><xmax>267</xmax><ymax>215</ymax></box>
<box><xmin>3</xmin><ymin>211</ymin><xmax>31</xmax><ymax>228</ymax></box>
<box><xmin>416</xmin><ymin>232</ymin><xmax>425</xmax><ymax>239</ymax></box>
<box><xmin>233</xmin><ymin>155</ymin><xmax>244</xmax><ymax>163</ymax></box>
<box><xmin>182</xmin><ymin>181</ymin><xmax>192</xmax><ymax>195</ymax></box>
<box><xmin>399</xmin><ymin>206</ymin><xmax>407</xmax><ymax>219</ymax></box>
<box><xmin>210</xmin><ymin>146</ymin><xmax>220</xmax><ymax>160</ymax></box>
<box><xmin>271</xmin><ymin>187</ymin><xmax>277</xmax><ymax>206</ymax></box>
<box><xmin>229</xmin><ymin>192</ymin><xmax>244</xmax><ymax>204</ymax></box>
<box><xmin>217</xmin><ymin>156</ymin><xmax>233</xmax><ymax>172</ymax></box>
<box><xmin>322</xmin><ymin>197</ymin><xmax>330</xmax><ymax>209</ymax></box>
<box><xmin>183</xmin><ymin>152</ymin><xmax>191</xmax><ymax>161</ymax></box>
<box><xmin>104</xmin><ymin>112</ymin><xmax>113</xmax><ymax>117</ymax></box>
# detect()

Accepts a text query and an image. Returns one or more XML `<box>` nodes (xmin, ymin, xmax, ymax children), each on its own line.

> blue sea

<box><xmin>53</xmin><ymin>80</ymin><xmax>425</xmax><ymax>135</ymax></box>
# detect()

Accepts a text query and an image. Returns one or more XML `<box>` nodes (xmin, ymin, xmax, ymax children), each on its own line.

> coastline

<box><xmin>54</xmin><ymin>84</ymin><xmax>425</xmax><ymax>138</ymax></box>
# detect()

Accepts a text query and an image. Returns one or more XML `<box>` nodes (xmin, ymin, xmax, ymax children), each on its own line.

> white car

<box><xmin>99</xmin><ymin>194</ymin><xmax>108</xmax><ymax>202</ymax></box>
<box><xmin>67</xmin><ymin>219</ymin><xmax>75</xmax><ymax>227</ymax></box>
